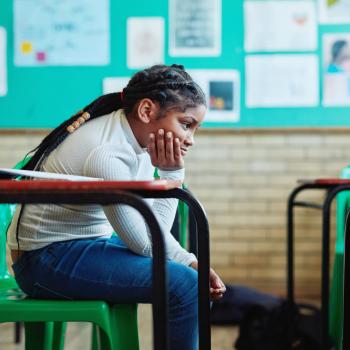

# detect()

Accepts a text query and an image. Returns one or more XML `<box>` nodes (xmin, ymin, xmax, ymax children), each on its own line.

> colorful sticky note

<box><xmin>36</xmin><ymin>51</ymin><xmax>46</xmax><ymax>62</ymax></box>
<box><xmin>21</xmin><ymin>41</ymin><xmax>32</xmax><ymax>54</ymax></box>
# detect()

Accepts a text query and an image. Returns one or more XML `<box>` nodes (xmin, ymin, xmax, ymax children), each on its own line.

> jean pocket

<box><xmin>32</xmin><ymin>282</ymin><xmax>73</xmax><ymax>300</ymax></box>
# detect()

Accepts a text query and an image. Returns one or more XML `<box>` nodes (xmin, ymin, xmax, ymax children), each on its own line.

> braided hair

<box><xmin>23</xmin><ymin>64</ymin><xmax>206</xmax><ymax>171</ymax></box>
<box><xmin>15</xmin><ymin>64</ymin><xmax>206</xmax><ymax>251</ymax></box>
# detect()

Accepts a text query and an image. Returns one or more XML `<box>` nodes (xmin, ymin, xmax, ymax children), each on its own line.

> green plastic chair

<box><xmin>0</xmin><ymin>159</ymin><xmax>139</xmax><ymax>349</ymax></box>
<box><xmin>329</xmin><ymin>166</ymin><xmax>350</xmax><ymax>350</ymax></box>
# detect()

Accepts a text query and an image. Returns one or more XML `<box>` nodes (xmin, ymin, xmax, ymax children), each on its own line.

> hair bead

<box><xmin>66</xmin><ymin>125</ymin><xmax>75</xmax><ymax>133</ymax></box>
<box><xmin>77</xmin><ymin>117</ymin><xmax>85</xmax><ymax>124</ymax></box>
<box><xmin>66</xmin><ymin>113</ymin><xmax>88</xmax><ymax>133</ymax></box>
<box><xmin>82</xmin><ymin>112</ymin><xmax>90</xmax><ymax>121</ymax></box>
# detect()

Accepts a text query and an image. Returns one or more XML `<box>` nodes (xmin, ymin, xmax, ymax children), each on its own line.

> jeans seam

<box><xmin>33</xmin><ymin>282</ymin><xmax>73</xmax><ymax>300</ymax></box>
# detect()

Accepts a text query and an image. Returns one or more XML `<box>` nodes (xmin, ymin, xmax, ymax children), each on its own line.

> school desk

<box><xmin>287</xmin><ymin>178</ymin><xmax>350</xmax><ymax>350</ymax></box>
<box><xmin>0</xmin><ymin>179</ymin><xmax>211</xmax><ymax>350</ymax></box>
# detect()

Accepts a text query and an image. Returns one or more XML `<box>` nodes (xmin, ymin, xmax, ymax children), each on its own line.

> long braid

<box><xmin>15</xmin><ymin>64</ymin><xmax>206</xmax><ymax>251</ymax></box>
<box><xmin>22</xmin><ymin>93</ymin><xmax>122</xmax><ymax>171</ymax></box>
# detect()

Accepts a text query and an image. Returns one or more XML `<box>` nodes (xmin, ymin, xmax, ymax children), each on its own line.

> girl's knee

<box><xmin>168</xmin><ymin>263</ymin><xmax>198</xmax><ymax>306</ymax></box>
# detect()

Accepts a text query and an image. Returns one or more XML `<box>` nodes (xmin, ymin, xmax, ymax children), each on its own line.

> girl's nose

<box><xmin>185</xmin><ymin>133</ymin><xmax>194</xmax><ymax>147</ymax></box>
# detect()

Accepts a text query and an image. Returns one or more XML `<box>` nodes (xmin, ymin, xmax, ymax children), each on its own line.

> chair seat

<box><xmin>0</xmin><ymin>298</ymin><xmax>110</xmax><ymax>322</ymax></box>
<box><xmin>0</xmin><ymin>285</ymin><xmax>140</xmax><ymax>348</ymax></box>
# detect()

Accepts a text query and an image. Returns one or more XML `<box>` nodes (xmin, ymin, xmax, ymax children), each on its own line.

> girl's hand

<box><xmin>190</xmin><ymin>262</ymin><xmax>226</xmax><ymax>301</ymax></box>
<box><xmin>147</xmin><ymin>129</ymin><xmax>184</xmax><ymax>171</ymax></box>
<box><xmin>209</xmin><ymin>268</ymin><xmax>226</xmax><ymax>301</ymax></box>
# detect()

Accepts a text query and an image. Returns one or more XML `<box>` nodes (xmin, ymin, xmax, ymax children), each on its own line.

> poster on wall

<box><xmin>169</xmin><ymin>0</ymin><xmax>221</xmax><ymax>56</ymax></box>
<box><xmin>323</xmin><ymin>33</ymin><xmax>350</xmax><ymax>106</ymax></box>
<box><xmin>103</xmin><ymin>77</ymin><xmax>130</xmax><ymax>94</ymax></box>
<box><xmin>244</xmin><ymin>0</ymin><xmax>317</xmax><ymax>52</ymax></box>
<box><xmin>0</xmin><ymin>27</ymin><xmax>7</xmax><ymax>97</ymax></box>
<box><xmin>188</xmin><ymin>70</ymin><xmax>240</xmax><ymax>123</ymax></box>
<box><xmin>14</xmin><ymin>0</ymin><xmax>110</xmax><ymax>66</ymax></box>
<box><xmin>245</xmin><ymin>54</ymin><xmax>319</xmax><ymax>107</ymax></box>
<box><xmin>319</xmin><ymin>0</ymin><xmax>350</xmax><ymax>23</ymax></box>
<box><xmin>127</xmin><ymin>17</ymin><xmax>164</xmax><ymax>69</ymax></box>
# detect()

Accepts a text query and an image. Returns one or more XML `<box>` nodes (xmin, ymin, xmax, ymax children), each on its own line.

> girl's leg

<box><xmin>12</xmin><ymin>236</ymin><xmax>198</xmax><ymax>350</ymax></box>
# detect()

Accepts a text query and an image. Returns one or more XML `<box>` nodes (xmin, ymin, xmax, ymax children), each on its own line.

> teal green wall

<box><xmin>0</xmin><ymin>0</ymin><xmax>349</xmax><ymax>128</ymax></box>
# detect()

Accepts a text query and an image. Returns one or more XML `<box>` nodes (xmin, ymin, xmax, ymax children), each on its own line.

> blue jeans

<box><xmin>12</xmin><ymin>236</ymin><xmax>198</xmax><ymax>350</ymax></box>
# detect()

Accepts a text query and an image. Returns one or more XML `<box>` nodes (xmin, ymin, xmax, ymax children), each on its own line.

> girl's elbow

<box><xmin>140</xmin><ymin>244</ymin><xmax>153</xmax><ymax>258</ymax></box>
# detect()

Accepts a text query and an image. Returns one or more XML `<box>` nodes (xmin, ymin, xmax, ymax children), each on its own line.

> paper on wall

<box><xmin>127</xmin><ymin>17</ymin><xmax>164</xmax><ymax>69</ymax></box>
<box><xmin>103</xmin><ymin>77</ymin><xmax>130</xmax><ymax>94</ymax></box>
<box><xmin>245</xmin><ymin>54</ymin><xmax>319</xmax><ymax>107</ymax></box>
<box><xmin>169</xmin><ymin>0</ymin><xmax>221</xmax><ymax>56</ymax></box>
<box><xmin>319</xmin><ymin>0</ymin><xmax>350</xmax><ymax>24</ymax></box>
<box><xmin>244</xmin><ymin>0</ymin><xmax>317</xmax><ymax>52</ymax></box>
<box><xmin>0</xmin><ymin>168</ymin><xmax>102</xmax><ymax>181</ymax></box>
<box><xmin>14</xmin><ymin>0</ymin><xmax>110</xmax><ymax>66</ymax></box>
<box><xmin>0</xmin><ymin>27</ymin><xmax>7</xmax><ymax>96</ymax></box>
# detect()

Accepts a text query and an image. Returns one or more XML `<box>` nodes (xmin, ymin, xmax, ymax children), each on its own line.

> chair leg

<box><xmin>24</xmin><ymin>321</ymin><xmax>54</xmax><ymax>350</ymax></box>
<box><xmin>14</xmin><ymin>322</ymin><xmax>22</xmax><ymax>343</ymax></box>
<box><xmin>109</xmin><ymin>304</ymin><xmax>139</xmax><ymax>350</ymax></box>
<box><xmin>97</xmin><ymin>326</ymin><xmax>113</xmax><ymax>350</ymax></box>
<box><xmin>91</xmin><ymin>324</ymin><xmax>99</xmax><ymax>350</ymax></box>
<box><xmin>52</xmin><ymin>322</ymin><xmax>67</xmax><ymax>350</ymax></box>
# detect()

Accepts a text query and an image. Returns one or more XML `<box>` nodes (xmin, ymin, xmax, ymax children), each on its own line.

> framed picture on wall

<box><xmin>188</xmin><ymin>69</ymin><xmax>240</xmax><ymax>123</ymax></box>
<box><xmin>323</xmin><ymin>33</ymin><xmax>350</xmax><ymax>106</ymax></box>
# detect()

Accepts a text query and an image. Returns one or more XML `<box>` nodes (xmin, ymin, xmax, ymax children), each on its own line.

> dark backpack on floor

<box><xmin>235</xmin><ymin>300</ymin><xmax>334</xmax><ymax>350</ymax></box>
<box><xmin>210</xmin><ymin>284</ymin><xmax>282</xmax><ymax>325</ymax></box>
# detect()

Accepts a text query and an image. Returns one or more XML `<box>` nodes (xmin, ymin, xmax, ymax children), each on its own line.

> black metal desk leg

<box><xmin>286</xmin><ymin>188</ymin><xmax>297</xmax><ymax>349</ymax></box>
<box><xmin>167</xmin><ymin>188</ymin><xmax>211</xmax><ymax>350</ymax></box>
<box><xmin>15</xmin><ymin>322</ymin><xmax>21</xmax><ymax>343</ymax></box>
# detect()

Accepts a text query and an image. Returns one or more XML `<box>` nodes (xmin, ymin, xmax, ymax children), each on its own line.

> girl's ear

<box><xmin>137</xmin><ymin>98</ymin><xmax>158</xmax><ymax>124</ymax></box>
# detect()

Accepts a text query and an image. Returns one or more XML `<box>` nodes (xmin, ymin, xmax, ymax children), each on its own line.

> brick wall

<box><xmin>2</xmin><ymin>129</ymin><xmax>349</xmax><ymax>298</ymax></box>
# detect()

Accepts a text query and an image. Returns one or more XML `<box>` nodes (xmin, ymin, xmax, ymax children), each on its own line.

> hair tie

<box><xmin>120</xmin><ymin>90</ymin><xmax>124</xmax><ymax>102</ymax></box>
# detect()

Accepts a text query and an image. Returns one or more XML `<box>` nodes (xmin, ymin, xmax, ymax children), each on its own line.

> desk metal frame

<box><xmin>0</xmin><ymin>180</ymin><xmax>211</xmax><ymax>350</ymax></box>
<box><xmin>287</xmin><ymin>180</ymin><xmax>350</xmax><ymax>350</ymax></box>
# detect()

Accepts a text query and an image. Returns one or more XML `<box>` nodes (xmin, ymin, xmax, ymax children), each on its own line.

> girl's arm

<box><xmin>84</xmin><ymin>143</ymin><xmax>197</xmax><ymax>266</ymax></box>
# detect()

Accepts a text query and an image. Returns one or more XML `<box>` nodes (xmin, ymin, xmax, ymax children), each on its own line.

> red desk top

<box><xmin>298</xmin><ymin>178</ymin><xmax>350</xmax><ymax>185</ymax></box>
<box><xmin>0</xmin><ymin>179</ymin><xmax>182</xmax><ymax>193</ymax></box>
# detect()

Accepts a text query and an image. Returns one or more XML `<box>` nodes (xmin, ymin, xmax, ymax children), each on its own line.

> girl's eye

<box><xmin>181</xmin><ymin>123</ymin><xmax>190</xmax><ymax>130</ymax></box>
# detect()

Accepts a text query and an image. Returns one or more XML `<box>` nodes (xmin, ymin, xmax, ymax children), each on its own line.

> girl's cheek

<box><xmin>169</xmin><ymin>130</ymin><xmax>181</xmax><ymax>140</ymax></box>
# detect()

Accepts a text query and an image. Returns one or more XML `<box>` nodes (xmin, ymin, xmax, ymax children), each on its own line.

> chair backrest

<box><xmin>0</xmin><ymin>203</ymin><xmax>16</xmax><ymax>281</ymax></box>
<box><xmin>0</xmin><ymin>156</ymin><xmax>31</xmax><ymax>289</ymax></box>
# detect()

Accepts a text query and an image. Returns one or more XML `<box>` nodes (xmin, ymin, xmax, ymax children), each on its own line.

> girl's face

<box><xmin>149</xmin><ymin>104</ymin><xmax>206</xmax><ymax>156</ymax></box>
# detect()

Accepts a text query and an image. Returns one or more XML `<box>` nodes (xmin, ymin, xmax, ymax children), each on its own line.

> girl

<box><xmin>8</xmin><ymin>64</ymin><xmax>226</xmax><ymax>350</ymax></box>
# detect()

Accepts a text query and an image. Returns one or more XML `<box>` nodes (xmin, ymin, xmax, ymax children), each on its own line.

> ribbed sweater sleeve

<box><xmin>84</xmin><ymin>143</ymin><xmax>197</xmax><ymax>266</ymax></box>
